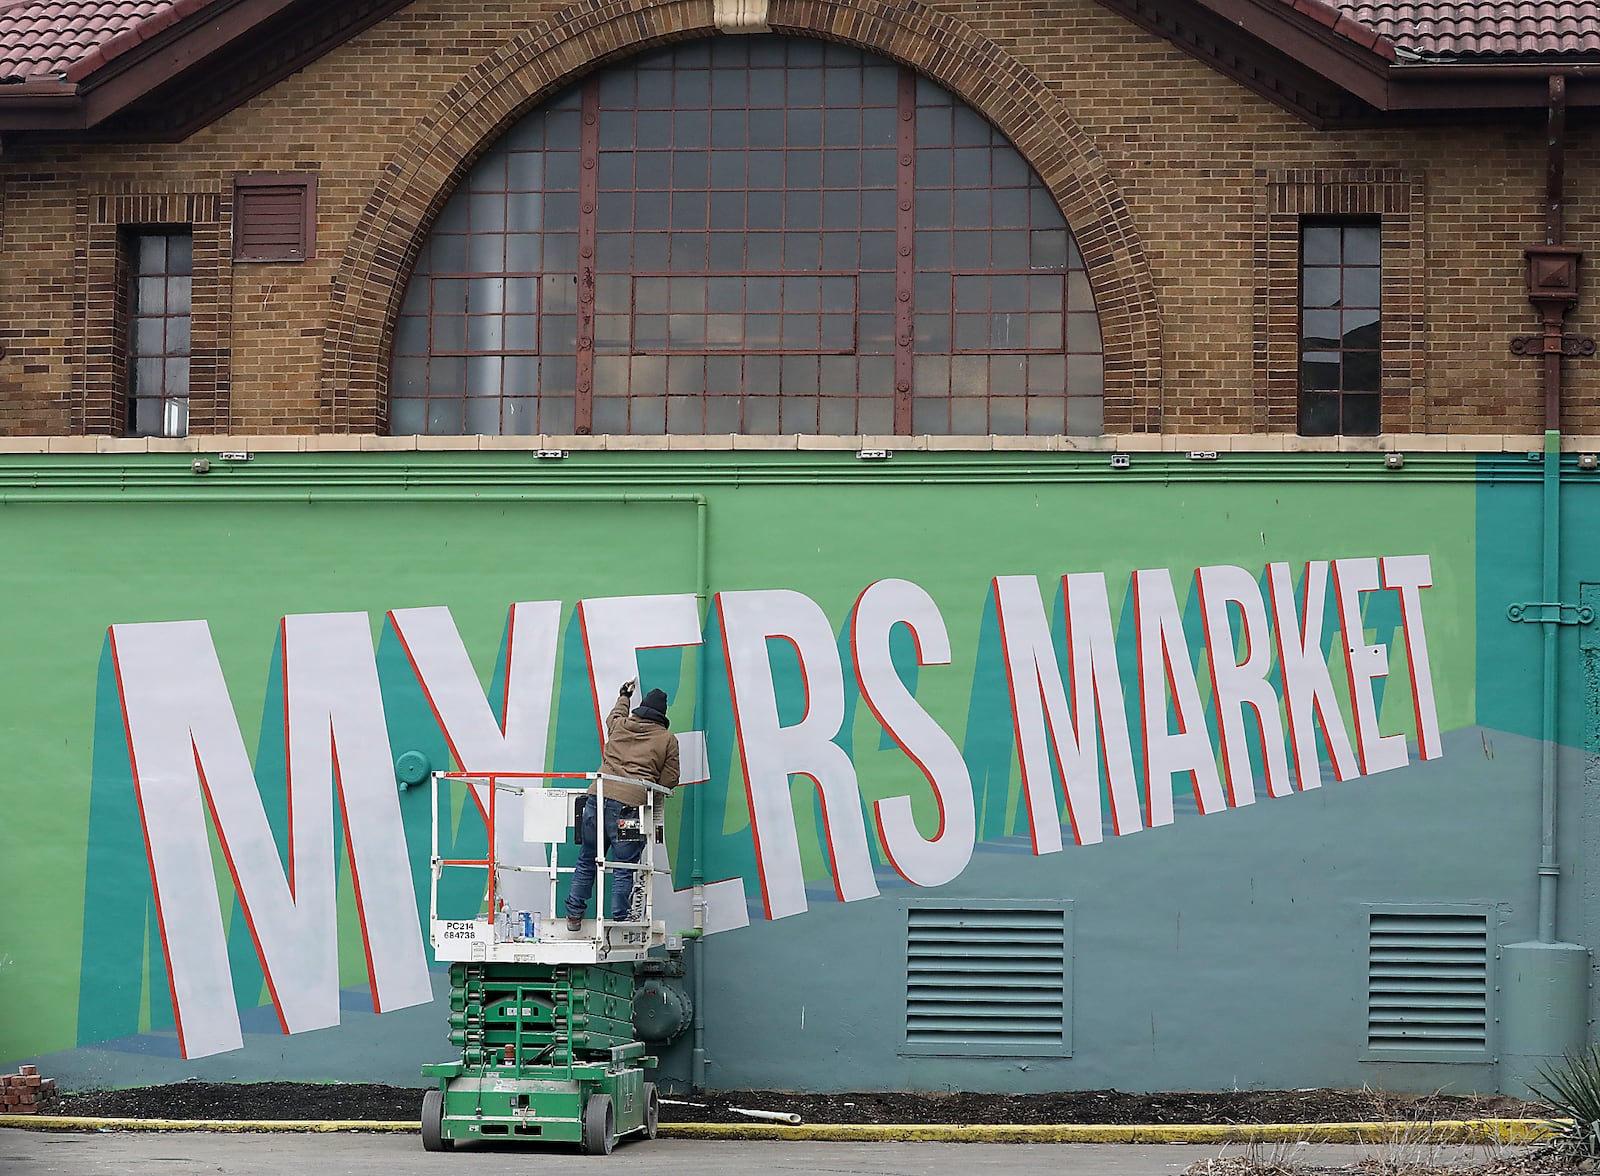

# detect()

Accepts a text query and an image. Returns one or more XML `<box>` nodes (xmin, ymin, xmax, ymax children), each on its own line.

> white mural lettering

<box><xmin>993</xmin><ymin>573</ymin><xmax>1141</xmax><ymax>852</ymax></box>
<box><xmin>107</xmin><ymin>557</ymin><xmax>1443</xmax><ymax>1056</ymax></box>
<box><xmin>1382</xmin><ymin>554</ymin><xmax>1442</xmax><ymax>760</ymax></box>
<box><xmin>1267</xmin><ymin>561</ymin><xmax>1360</xmax><ymax>789</ymax></box>
<box><xmin>1135</xmin><ymin>568</ymin><xmax>1227</xmax><ymax>826</ymax></box>
<box><xmin>851</xmin><ymin>578</ymin><xmax>974</xmax><ymax>887</ymax></box>
<box><xmin>1196</xmin><ymin>564</ymin><xmax>1294</xmax><ymax>804</ymax></box>
<box><xmin>716</xmin><ymin>588</ymin><xmax>879</xmax><ymax>920</ymax></box>
<box><xmin>389</xmin><ymin>602</ymin><xmax>560</xmax><ymax>913</ymax></box>
<box><xmin>112</xmin><ymin>614</ymin><xmax>429</xmax><ymax>1061</ymax></box>
<box><xmin>1332</xmin><ymin>557</ymin><xmax>1409</xmax><ymax>776</ymax></box>
<box><xmin>575</xmin><ymin>593</ymin><xmax>749</xmax><ymax>933</ymax></box>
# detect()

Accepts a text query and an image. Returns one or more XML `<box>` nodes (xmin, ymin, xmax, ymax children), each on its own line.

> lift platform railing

<box><xmin>428</xmin><ymin>770</ymin><xmax>671</xmax><ymax>962</ymax></box>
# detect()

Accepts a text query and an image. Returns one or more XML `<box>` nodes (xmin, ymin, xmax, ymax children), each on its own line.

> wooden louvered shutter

<box><xmin>233</xmin><ymin>173</ymin><xmax>317</xmax><ymax>262</ymax></box>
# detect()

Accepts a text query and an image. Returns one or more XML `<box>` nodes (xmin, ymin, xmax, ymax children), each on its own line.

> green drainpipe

<box><xmin>1499</xmin><ymin>431</ymin><xmax>1589</xmax><ymax>1096</ymax></box>
<box><xmin>691</xmin><ymin>494</ymin><xmax>710</xmax><ymax>1092</ymax></box>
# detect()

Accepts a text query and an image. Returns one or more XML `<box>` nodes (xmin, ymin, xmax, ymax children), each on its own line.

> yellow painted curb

<box><xmin>0</xmin><ymin>1115</ymin><xmax>1559</xmax><ymax>1144</ymax></box>
<box><xmin>0</xmin><ymin>1116</ymin><xmax>419</xmax><ymax>1133</ymax></box>
<box><xmin>659</xmin><ymin>1119</ymin><xmax>1557</xmax><ymax>1144</ymax></box>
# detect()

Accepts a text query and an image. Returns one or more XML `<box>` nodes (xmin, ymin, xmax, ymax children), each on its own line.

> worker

<box><xmin>565</xmin><ymin>679</ymin><xmax>680</xmax><ymax>930</ymax></box>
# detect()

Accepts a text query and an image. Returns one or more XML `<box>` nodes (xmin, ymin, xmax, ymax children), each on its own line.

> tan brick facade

<box><xmin>0</xmin><ymin>0</ymin><xmax>1593</xmax><ymax>437</ymax></box>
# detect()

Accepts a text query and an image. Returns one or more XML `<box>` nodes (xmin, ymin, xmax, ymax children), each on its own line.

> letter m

<box><xmin>110</xmin><ymin>615</ymin><xmax>430</xmax><ymax>1060</ymax></box>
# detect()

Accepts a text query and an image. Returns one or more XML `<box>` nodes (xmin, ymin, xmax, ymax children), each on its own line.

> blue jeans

<box><xmin>565</xmin><ymin>796</ymin><xmax>644</xmax><ymax>921</ymax></box>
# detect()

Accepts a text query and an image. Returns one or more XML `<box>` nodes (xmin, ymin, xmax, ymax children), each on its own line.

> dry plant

<box><xmin>1186</xmin><ymin>1138</ymin><xmax>1320</xmax><ymax>1175</ymax></box>
<box><xmin>1530</xmin><ymin>1045</ymin><xmax>1600</xmax><ymax>1164</ymax></box>
<box><xmin>1183</xmin><ymin>1095</ymin><xmax>1564</xmax><ymax>1176</ymax></box>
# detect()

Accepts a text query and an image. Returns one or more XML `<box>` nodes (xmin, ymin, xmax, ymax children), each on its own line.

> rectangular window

<box><xmin>126</xmin><ymin>231</ymin><xmax>193</xmax><ymax>438</ymax></box>
<box><xmin>1299</xmin><ymin>220</ymin><xmax>1380</xmax><ymax>436</ymax></box>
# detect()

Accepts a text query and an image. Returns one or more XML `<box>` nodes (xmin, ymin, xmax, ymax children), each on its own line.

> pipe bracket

<box><xmin>1507</xmin><ymin>601</ymin><xmax>1595</xmax><ymax>625</ymax></box>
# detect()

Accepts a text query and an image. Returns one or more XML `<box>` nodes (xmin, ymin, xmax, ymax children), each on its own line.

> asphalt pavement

<box><xmin>0</xmin><ymin>1130</ymin><xmax>1532</xmax><ymax>1176</ymax></box>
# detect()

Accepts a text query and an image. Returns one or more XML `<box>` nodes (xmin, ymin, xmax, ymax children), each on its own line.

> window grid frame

<box><xmin>125</xmin><ymin>229</ymin><xmax>195</xmax><ymax>440</ymax></box>
<box><xmin>1298</xmin><ymin>218</ymin><xmax>1381</xmax><ymax>437</ymax></box>
<box><xmin>389</xmin><ymin>37</ymin><xmax>1105</xmax><ymax>437</ymax></box>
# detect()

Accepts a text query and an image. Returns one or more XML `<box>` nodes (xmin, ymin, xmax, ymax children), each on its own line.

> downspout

<box><xmin>1538</xmin><ymin>73</ymin><xmax>1567</xmax><ymax>940</ymax></box>
<box><xmin>1541</xmin><ymin>74</ymin><xmax>1568</xmax><ymax>435</ymax></box>
<box><xmin>1499</xmin><ymin>74</ymin><xmax>1589</xmax><ymax>1096</ymax></box>
<box><xmin>1538</xmin><ymin>428</ymin><xmax>1562</xmax><ymax>944</ymax></box>
<box><xmin>690</xmin><ymin>494</ymin><xmax>710</xmax><ymax>1092</ymax></box>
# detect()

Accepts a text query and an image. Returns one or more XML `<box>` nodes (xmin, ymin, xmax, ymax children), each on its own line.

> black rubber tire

<box><xmin>581</xmin><ymin>1092</ymin><xmax>615</xmax><ymax>1156</ymax></box>
<box><xmin>421</xmin><ymin>1088</ymin><xmax>454</xmax><ymax>1152</ymax></box>
<box><xmin>643</xmin><ymin>1082</ymin><xmax>659</xmax><ymax>1140</ymax></box>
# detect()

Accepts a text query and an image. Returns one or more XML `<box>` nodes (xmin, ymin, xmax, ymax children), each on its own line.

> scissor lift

<box><xmin>420</xmin><ymin>770</ymin><xmax>670</xmax><ymax>1154</ymax></box>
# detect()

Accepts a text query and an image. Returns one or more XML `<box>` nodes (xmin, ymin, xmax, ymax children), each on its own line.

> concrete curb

<box><xmin>0</xmin><ymin>1115</ymin><xmax>1559</xmax><ymax>1144</ymax></box>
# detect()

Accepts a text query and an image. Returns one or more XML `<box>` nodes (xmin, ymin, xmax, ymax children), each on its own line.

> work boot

<box><xmin>566</xmin><ymin>915</ymin><xmax>584</xmax><ymax>932</ymax></box>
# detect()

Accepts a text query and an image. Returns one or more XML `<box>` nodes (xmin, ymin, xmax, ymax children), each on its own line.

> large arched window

<box><xmin>390</xmin><ymin>36</ymin><xmax>1103</xmax><ymax>436</ymax></box>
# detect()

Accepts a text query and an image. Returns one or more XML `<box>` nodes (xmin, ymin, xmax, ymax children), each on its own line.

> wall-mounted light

<box><xmin>1580</xmin><ymin>453</ymin><xmax>1599</xmax><ymax>471</ymax></box>
<box><xmin>1110</xmin><ymin>454</ymin><xmax>1131</xmax><ymax>470</ymax></box>
<box><xmin>190</xmin><ymin>458</ymin><xmax>211</xmax><ymax>475</ymax></box>
<box><xmin>1384</xmin><ymin>453</ymin><xmax>1405</xmax><ymax>471</ymax></box>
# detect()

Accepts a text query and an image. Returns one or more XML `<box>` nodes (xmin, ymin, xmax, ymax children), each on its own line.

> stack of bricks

<box><xmin>1</xmin><ymin>1065</ymin><xmax>56</xmax><ymax>1114</ymax></box>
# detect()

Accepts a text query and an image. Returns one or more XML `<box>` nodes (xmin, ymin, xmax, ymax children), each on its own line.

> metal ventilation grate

<box><xmin>904</xmin><ymin>905</ymin><xmax>1069</xmax><ymax>1056</ymax></box>
<box><xmin>1367</xmin><ymin>910</ymin><xmax>1489</xmax><ymax>1055</ymax></box>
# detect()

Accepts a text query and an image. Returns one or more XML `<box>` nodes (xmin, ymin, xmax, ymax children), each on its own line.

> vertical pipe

<box><xmin>1539</xmin><ymin>429</ymin><xmax>1561</xmax><ymax>943</ymax></box>
<box><xmin>1537</xmin><ymin>77</ymin><xmax>1566</xmax><ymax>939</ymax></box>
<box><xmin>1543</xmin><ymin>75</ymin><xmax>1567</xmax><ymax>432</ymax></box>
<box><xmin>690</xmin><ymin>495</ymin><xmax>709</xmax><ymax>1090</ymax></box>
<box><xmin>1546</xmin><ymin>75</ymin><xmax>1565</xmax><ymax>248</ymax></box>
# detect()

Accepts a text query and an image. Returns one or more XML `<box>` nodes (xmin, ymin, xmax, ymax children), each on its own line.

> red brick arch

<box><xmin>320</xmin><ymin>0</ymin><xmax>1163</xmax><ymax>433</ymax></box>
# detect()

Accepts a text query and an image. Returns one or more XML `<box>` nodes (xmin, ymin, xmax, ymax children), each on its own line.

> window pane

<box><xmin>1302</xmin><ymin>225</ymin><xmax>1342</xmax><ymax>266</ymax></box>
<box><xmin>1345</xmin><ymin>225</ymin><xmax>1380</xmax><ymax>267</ymax></box>
<box><xmin>1302</xmin><ymin>267</ymin><xmax>1341</xmax><ymax>308</ymax></box>
<box><xmin>1341</xmin><ymin>393</ymin><xmax>1380</xmax><ymax>435</ymax></box>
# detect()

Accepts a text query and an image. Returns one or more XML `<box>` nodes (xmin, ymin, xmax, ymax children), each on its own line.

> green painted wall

<box><xmin>0</xmin><ymin>449</ymin><xmax>1581</xmax><ymax>1094</ymax></box>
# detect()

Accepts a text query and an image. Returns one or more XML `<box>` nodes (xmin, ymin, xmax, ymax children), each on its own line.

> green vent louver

<box><xmin>903</xmin><ymin>905</ymin><xmax>1069</xmax><ymax>1057</ymax></box>
<box><xmin>1367</xmin><ymin>910</ymin><xmax>1490</xmax><ymax>1055</ymax></box>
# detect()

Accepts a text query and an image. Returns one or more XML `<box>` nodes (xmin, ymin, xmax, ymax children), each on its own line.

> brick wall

<box><xmin>0</xmin><ymin>0</ymin><xmax>1592</xmax><ymax>437</ymax></box>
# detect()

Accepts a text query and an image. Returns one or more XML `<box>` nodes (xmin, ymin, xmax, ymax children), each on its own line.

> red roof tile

<box><xmin>0</xmin><ymin>0</ymin><xmax>1595</xmax><ymax>93</ymax></box>
<box><xmin>0</xmin><ymin>0</ymin><xmax>218</xmax><ymax>84</ymax></box>
<box><xmin>1306</xmin><ymin>0</ymin><xmax>1600</xmax><ymax>59</ymax></box>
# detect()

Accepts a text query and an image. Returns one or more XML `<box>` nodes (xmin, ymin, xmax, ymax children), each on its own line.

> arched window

<box><xmin>390</xmin><ymin>37</ymin><xmax>1103</xmax><ymax>436</ymax></box>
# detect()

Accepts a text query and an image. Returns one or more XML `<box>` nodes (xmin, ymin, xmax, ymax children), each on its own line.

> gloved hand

<box><xmin>620</xmin><ymin>678</ymin><xmax>637</xmax><ymax>698</ymax></box>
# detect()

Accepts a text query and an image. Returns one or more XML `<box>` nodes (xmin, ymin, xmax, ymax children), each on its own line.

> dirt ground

<box><xmin>44</xmin><ymin>1082</ymin><xmax>1550</xmax><ymax>1126</ymax></box>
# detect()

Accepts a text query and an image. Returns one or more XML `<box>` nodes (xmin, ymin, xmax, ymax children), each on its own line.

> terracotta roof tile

<box><xmin>0</xmin><ymin>0</ymin><xmax>1596</xmax><ymax>91</ymax></box>
<box><xmin>1314</xmin><ymin>0</ymin><xmax>1600</xmax><ymax>59</ymax></box>
<box><xmin>0</xmin><ymin>0</ymin><xmax>219</xmax><ymax>84</ymax></box>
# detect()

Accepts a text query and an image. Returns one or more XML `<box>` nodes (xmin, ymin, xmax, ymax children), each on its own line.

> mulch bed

<box><xmin>44</xmin><ymin>1082</ymin><xmax>1550</xmax><ymax>1126</ymax></box>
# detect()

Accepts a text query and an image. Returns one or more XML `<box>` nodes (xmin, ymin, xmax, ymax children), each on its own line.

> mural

<box><xmin>0</xmin><ymin>452</ymin><xmax>1515</xmax><ymax>1089</ymax></box>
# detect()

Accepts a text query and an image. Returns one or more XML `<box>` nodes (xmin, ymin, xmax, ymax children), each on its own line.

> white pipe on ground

<box><xmin>729</xmin><ymin>1107</ymin><xmax>803</xmax><ymax>1124</ymax></box>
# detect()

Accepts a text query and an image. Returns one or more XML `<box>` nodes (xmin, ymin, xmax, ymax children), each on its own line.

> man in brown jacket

<box><xmin>565</xmin><ymin>680</ymin><xmax>680</xmax><ymax>929</ymax></box>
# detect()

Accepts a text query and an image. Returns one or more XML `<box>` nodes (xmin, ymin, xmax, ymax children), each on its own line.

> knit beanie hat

<box><xmin>632</xmin><ymin>688</ymin><xmax>670</xmax><ymax>727</ymax></box>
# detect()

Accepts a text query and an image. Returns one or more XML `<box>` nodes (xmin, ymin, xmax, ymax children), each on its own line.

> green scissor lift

<box><xmin>421</xmin><ymin>770</ymin><xmax>672</xmax><ymax>1154</ymax></box>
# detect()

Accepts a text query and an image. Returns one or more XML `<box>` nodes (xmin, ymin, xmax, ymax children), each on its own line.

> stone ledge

<box><xmin>0</xmin><ymin>432</ymin><xmax>1575</xmax><ymax>456</ymax></box>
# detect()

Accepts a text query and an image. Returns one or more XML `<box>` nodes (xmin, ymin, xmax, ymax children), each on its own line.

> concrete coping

<box><xmin>0</xmin><ymin>433</ymin><xmax>1590</xmax><ymax>456</ymax></box>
